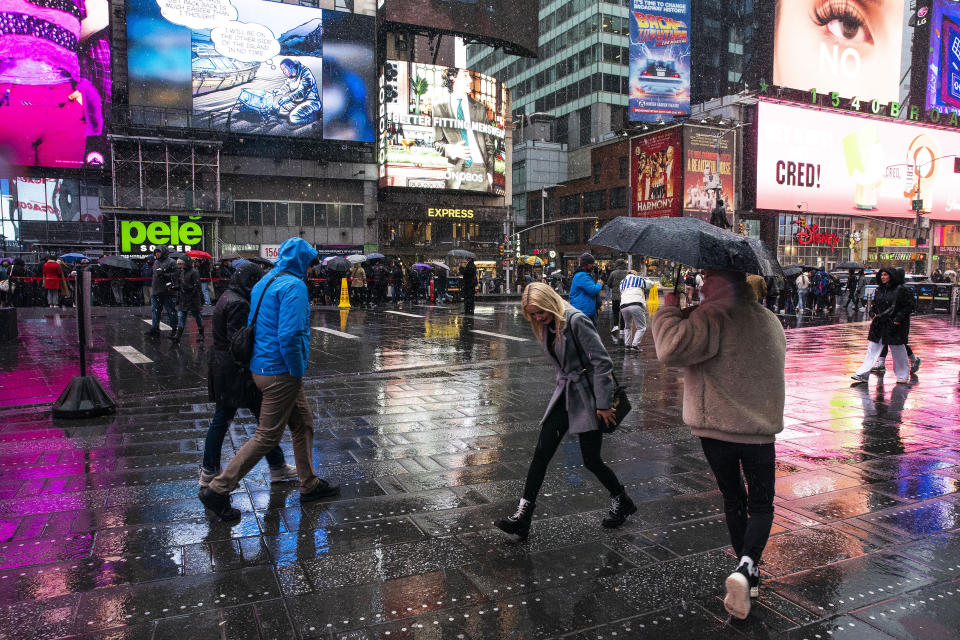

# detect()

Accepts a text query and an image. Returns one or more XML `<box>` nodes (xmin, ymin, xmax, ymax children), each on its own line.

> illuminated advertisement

<box><xmin>380</xmin><ymin>1</ymin><xmax>538</xmax><ymax>58</ymax></box>
<box><xmin>756</xmin><ymin>101</ymin><xmax>960</xmax><ymax>220</ymax></box>
<box><xmin>773</xmin><ymin>0</ymin><xmax>911</xmax><ymax>104</ymax></box>
<box><xmin>378</xmin><ymin>61</ymin><xmax>507</xmax><ymax>195</ymax></box>
<box><xmin>927</xmin><ymin>0</ymin><xmax>960</xmax><ymax>117</ymax></box>
<box><xmin>683</xmin><ymin>126</ymin><xmax>736</xmax><ymax>219</ymax></box>
<box><xmin>628</xmin><ymin>0</ymin><xmax>691</xmax><ymax>123</ymax></box>
<box><xmin>629</xmin><ymin>128</ymin><xmax>682</xmax><ymax>218</ymax></box>
<box><xmin>126</xmin><ymin>0</ymin><xmax>375</xmax><ymax>141</ymax></box>
<box><xmin>13</xmin><ymin>178</ymin><xmax>102</xmax><ymax>222</ymax></box>
<box><xmin>0</xmin><ymin>0</ymin><xmax>111</xmax><ymax>168</ymax></box>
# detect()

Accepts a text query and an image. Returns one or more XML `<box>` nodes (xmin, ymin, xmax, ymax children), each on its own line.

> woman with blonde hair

<box><xmin>495</xmin><ymin>283</ymin><xmax>636</xmax><ymax>541</ymax></box>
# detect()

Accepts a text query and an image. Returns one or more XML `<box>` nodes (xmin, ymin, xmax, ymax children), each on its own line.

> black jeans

<box><xmin>611</xmin><ymin>299</ymin><xmax>622</xmax><ymax>329</ymax></box>
<box><xmin>522</xmin><ymin>398</ymin><xmax>623</xmax><ymax>502</ymax></box>
<box><xmin>700</xmin><ymin>437</ymin><xmax>776</xmax><ymax>563</ymax></box>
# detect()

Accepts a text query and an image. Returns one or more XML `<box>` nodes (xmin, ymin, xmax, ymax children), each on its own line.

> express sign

<box><xmin>120</xmin><ymin>216</ymin><xmax>203</xmax><ymax>253</ymax></box>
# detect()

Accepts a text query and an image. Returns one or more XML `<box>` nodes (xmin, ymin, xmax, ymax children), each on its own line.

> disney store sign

<box><xmin>793</xmin><ymin>221</ymin><xmax>840</xmax><ymax>249</ymax></box>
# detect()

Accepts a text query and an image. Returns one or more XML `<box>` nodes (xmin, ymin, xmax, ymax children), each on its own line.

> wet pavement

<box><xmin>0</xmin><ymin>302</ymin><xmax>959</xmax><ymax>639</ymax></box>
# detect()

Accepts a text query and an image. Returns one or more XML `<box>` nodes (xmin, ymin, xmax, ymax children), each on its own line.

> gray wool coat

<box><xmin>536</xmin><ymin>308</ymin><xmax>615</xmax><ymax>434</ymax></box>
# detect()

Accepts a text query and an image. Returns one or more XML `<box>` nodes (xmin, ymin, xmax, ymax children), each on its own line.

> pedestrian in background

<box><xmin>460</xmin><ymin>258</ymin><xmax>477</xmax><ymax>314</ymax></box>
<box><xmin>607</xmin><ymin>259</ymin><xmax>629</xmax><ymax>334</ymax></box>
<box><xmin>391</xmin><ymin>260</ymin><xmax>404</xmax><ymax>305</ymax></box>
<box><xmin>199</xmin><ymin>262</ymin><xmax>297</xmax><ymax>488</ymax></box>
<box><xmin>349</xmin><ymin>262</ymin><xmax>366</xmax><ymax>306</ymax></box>
<box><xmin>619</xmin><ymin>272</ymin><xmax>647</xmax><ymax>351</ymax></box>
<box><xmin>495</xmin><ymin>283</ymin><xmax>635</xmax><ymax>541</ymax></box>
<box><xmin>172</xmin><ymin>257</ymin><xmax>203</xmax><ymax>344</ymax></box>
<box><xmin>795</xmin><ymin>270</ymin><xmax>811</xmax><ymax>314</ymax></box>
<box><xmin>42</xmin><ymin>256</ymin><xmax>61</xmax><ymax>308</ymax></box>
<box><xmin>146</xmin><ymin>246</ymin><xmax>179</xmax><ymax>337</ymax></box>
<box><xmin>197</xmin><ymin>257</ymin><xmax>213</xmax><ymax>305</ymax></box>
<box><xmin>652</xmin><ymin>269</ymin><xmax>785</xmax><ymax>620</ymax></box>
<box><xmin>851</xmin><ymin>267</ymin><xmax>914</xmax><ymax>384</ymax></box>
<box><xmin>199</xmin><ymin>237</ymin><xmax>338</xmax><ymax>521</ymax></box>
<box><xmin>569</xmin><ymin>253</ymin><xmax>603</xmax><ymax>325</ymax></box>
<box><xmin>0</xmin><ymin>259</ymin><xmax>10</xmax><ymax>307</ymax></box>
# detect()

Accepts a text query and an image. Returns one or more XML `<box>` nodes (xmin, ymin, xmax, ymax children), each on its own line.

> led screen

<box><xmin>0</xmin><ymin>0</ymin><xmax>111</xmax><ymax>168</ymax></box>
<box><xmin>773</xmin><ymin>0</ymin><xmax>912</xmax><ymax>104</ymax></box>
<box><xmin>683</xmin><ymin>126</ymin><xmax>736</xmax><ymax>220</ymax></box>
<box><xmin>13</xmin><ymin>177</ymin><xmax>102</xmax><ymax>222</ymax></box>
<box><xmin>628</xmin><ymin>0</ymin><xmax>691</xmax><ymax>123</ymax></box>
<box><xmin>126</xmin><ymin>0</ymin><xmax>375</xmax><ymax>141</ymax></box>
<box><xmin>756</xmin><ymin>100</ymin><xmax>960</xmax><ymax>221</ymax></box>
<box><xmin>629</xmin><ymin>128</ymin><xmax>682</xmax><ymax>218</ymax></box>
<box><xmin>927</xmin><ymin>0</ymin><xmax>960</xmax><ymax>116</ymax></box>
<box><xmin>380</xmin><ymin>0</ymin><xmax>537</xmax><ymax>58</ymax></box>
<box><xmin>378</xmin><ymin>61</ymin><xmax>507</xmax><ymax>195</ymax></box>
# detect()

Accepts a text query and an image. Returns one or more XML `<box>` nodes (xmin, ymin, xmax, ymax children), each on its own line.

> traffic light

<box><xmin>738</xmin><ymin>223</ymin><xmax>745</xmax><ymax>234</ymax></box>
<box><xmin>498</xmin><ymin>244</ymin><xmax>504</xmax><ymax>255</ymax></box>
<box><xmin>798</xmin><ymin>216</ymin><xmax>807</xmax><ymax>228</ymax></box>
<box><xmin>594</xmin><ymin>219</ymin><xmax>599</xmax><ymax>233</ymax></box>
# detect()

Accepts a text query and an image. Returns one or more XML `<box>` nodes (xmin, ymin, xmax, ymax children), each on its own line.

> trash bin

<box><xmin>933</xmin><ymin>284</ymin><xmax>952</xmax><ymax>313</ymax></box>
<box><xmin>0</xmin><ymin>307</ymin><xmax>16</xmax><ymax>342</ymax></box>
<box><xmin>911</xmin><ymin>283</ymin><xmax>934</xmax><ymax>314</ymax></box>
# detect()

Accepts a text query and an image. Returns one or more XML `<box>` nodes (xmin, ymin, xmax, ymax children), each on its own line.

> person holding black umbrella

<box><xmin>459</xmin><ymin>258</ymin><xmax>477</xmax><ymax>314</ymax></box>
<box><xmin>652</xmin><ymin>269</ymin><xmax>785</xmax><ymax>620</ymax></box>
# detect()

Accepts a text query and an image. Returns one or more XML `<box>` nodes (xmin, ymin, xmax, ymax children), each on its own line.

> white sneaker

<box><xmin>610</xmin><ymin>326</ymin><xmax>620</xmax><ymax>333</ymax></box>
<box><xmin>724</xmin><ymin>568</ymin><xmax>751</xmax><ymax>620</ymax></box>
<box><xmin>270</xmin><ymin>463</ymin><xmax>298</xmax><ymax>483</ymax></box>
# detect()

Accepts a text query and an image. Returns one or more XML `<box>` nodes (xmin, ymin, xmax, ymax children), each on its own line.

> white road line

<box><xmin>142</xmin><ymin>319</ymin><xmax>173</xmax><ymax>331</ymax></box>
<box><xmin>113</xmin><ymin>346</ymin><xmax>153</xmax><ymax>364</ymax></box>
<box><xmin>385</xmin><ymin>310</ymin><xmax>425</xmax><ymax>318</ymax></box>
<box><xmin>312</xmin><ymin>326</ymin><xmax>359</xmax><ymax>340</ymax></box>
<box><xmin>470</xmin><ymin>329</ymin><xmax>528</xmax><ymax>342</ymax></box>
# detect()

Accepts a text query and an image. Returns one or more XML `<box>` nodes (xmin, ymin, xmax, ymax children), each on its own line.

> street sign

<box><xmin>912</xmin><ymin>199</ymin><xmax>923</xmax><ymax>211</ymax></box>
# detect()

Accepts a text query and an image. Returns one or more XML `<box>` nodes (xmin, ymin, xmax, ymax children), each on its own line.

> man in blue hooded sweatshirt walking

<box><xmin>199</xmin><ymin>238</ymin><xmax>339</xmax><ymax>521</ymax></box>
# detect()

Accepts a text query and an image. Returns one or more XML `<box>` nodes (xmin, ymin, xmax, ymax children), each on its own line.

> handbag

<box><xmin>0</xmin><ymin>279</ymin><xmax>8</xmax><ymax>293</ymax></box>
<box><xmin>568</xmin><ymin>325</ymin><xmax>631</xmax><ymax>433</ymax></box>
<box><xmin>230</xmin><ymin>271</ymin><xmax>287</xmax><ymax>368</ymax></box>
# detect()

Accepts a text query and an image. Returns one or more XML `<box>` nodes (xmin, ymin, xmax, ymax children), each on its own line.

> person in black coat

<box><xmin>460</xmin><ymin>258</ymin><xmax>477</xmax><ymax>314</ymax></box>
<box><xmin>851</xmin><ymin>267</ymin><xmax>914</xmax><ymax>383</ymax></box>
<box><xmin>200</xmin><ymin>262</ymin><xmax>295</xmax><ymax>486</ymax></box>
<box><xmin>172</xmin><ymin>257</ymin><xmax>203</xmax><ymax>344</ymax></box>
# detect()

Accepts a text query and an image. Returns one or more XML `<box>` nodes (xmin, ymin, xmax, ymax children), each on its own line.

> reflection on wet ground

<box><xmin>0</xmin><ymin>303</ymin><xmax>959</xmax><ymax>639</ymax></box>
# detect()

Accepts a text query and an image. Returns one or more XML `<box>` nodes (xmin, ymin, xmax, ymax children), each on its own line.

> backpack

<box><xmin>815</xmin><ymin>272</ymin><xmax>830</xmax><ymax>295</ymax></box>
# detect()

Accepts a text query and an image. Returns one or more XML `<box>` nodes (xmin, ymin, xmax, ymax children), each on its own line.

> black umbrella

<box><xmin>168</xmin><ymin>252</ymin><xmax>189</xmax><ymax>261</ymax></box>
<box><xmin>324</xmin><ymin>256</ymin><xmax>351</xmax><ymax>273</ymax></box>
<box><xmin>220</xmin><ymin>253</ymin><xmax>241</xmax><ymax>261</ymax></box>
<box><xmin>836</xmin><ymin>261</ymin><xmax>865</xmax><ymax>270</ymax></box>
<box><xmin>248</xmin><ymin>256</ymin><xmax>274</xmax><ymax>269</ymax></box>
<box><xmin>447</xmin><ymin>249</ymin><xmax>476</xmax><ymax>259</ymax></box>
<box><xmin>588</xmin><ymin>216</ymin><xmax>782</xmax><ymax>276</ymax></box>
<box><xmin>100</xmin><ymin>256</ymin><xmax>138</xmax><ymax>271</ymax></box>
<box><xmin>781</xmin><ymin>264</ymin><xmax>804</xmax><ymax>277</ymax></box>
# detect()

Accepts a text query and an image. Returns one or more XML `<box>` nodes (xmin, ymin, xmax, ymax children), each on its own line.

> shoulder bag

<box><xmin>230</xmin><ymin>271</ymin><xmax>288</xmax><ymax>368</ymax></box>
<box><xmin>568</xmin><ymin>323</ymin><xmax>631</xmax><ymax>433</ymax></box>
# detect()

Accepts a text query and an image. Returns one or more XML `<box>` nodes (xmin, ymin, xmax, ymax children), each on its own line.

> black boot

<box><xmin>197</xmin><ymin>327</ymin><xmax>205</xmax><ymax>344</ymax></box>
<box><xmin>169</xmin><ymin>326</ymin><xmax>183</xmax><ymax>343</ymax></box>
<box><xmin>494</xmin><ymin>499</ymin><xmax>535</xmax><ymax>541</ymax></box>
<box><xmin>198</xmin><ymin>487</ymin><xmax>240</xmax><ymax>522</ymax></box>
<box><xmin>144</xmin><ymin>328</ymin><xmax>160</xmax><ymax>337</ymax></box>
<box><xmin>601</xmin><ymin>491</ymin><xmax>637</xmax><ymax>528</ymax></box>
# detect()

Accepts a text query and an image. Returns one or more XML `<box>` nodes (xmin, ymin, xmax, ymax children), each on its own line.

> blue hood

<box><xmin>273</xmin><ymin>237</ymin><xmax>318</xmax><ymax>279</ymax></box>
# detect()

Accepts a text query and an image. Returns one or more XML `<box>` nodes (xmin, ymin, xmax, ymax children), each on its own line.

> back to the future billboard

<box><xmin>629</xmin><ymin>0</ymin><xmax>691</xmax><ymax>123</ymax></box>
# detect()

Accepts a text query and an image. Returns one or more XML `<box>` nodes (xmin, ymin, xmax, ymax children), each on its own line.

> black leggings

<box><xmin>522</xmin><ymin>397</ymin><xmax>623</xmax><ymax>502</ymax></box>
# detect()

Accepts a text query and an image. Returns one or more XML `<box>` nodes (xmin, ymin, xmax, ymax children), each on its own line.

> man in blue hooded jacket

<box><xmin>199</xmin><ymin>237</ymin><xmax>339</xmax><ymax>521</ymax></box>
<box><xmin>569</xmin><ymin>252</ymin><xmax>604</xmax><ymax>324</ymax></box>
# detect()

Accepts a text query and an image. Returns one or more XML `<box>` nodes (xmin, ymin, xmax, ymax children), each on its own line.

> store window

<box><xmin>777</xmin><ymin>214</ymin><xmax>851</xmax><ymax>268</ymax></box>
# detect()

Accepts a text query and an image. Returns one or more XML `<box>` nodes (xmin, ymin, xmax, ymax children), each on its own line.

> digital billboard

<box><xmin>13</xmin><ymin>178</ymin><xmax>103</xmax><ymax>222</ymax></box>
<box><xmin>629</xmin><ymin>128</ymin><xmax>682</xmax><ymax>218</ymax></box>
<box><xmin>756</xmin><ymin>100</ymin><xmax>960</xmax><ymax>221</ymax></box>
<box><xmin>379</xmin><ymin>1</ymin><xmax>538</xmax><ymax>58</ymax></box>
<box><xmin>0</xmin><ymin>0</ymin><xmax>111</xmax><ymax>169</ymax></box>
<box><xmin>628</xmin><ymin>0</ymin><xmax>691</xmax><ymax>123</ymax></box>
<box><xmin>926</xmin><ymin>0</ymin><xmax>960</xmax><ymax>117</ymax></box>
<box><xmin>126</xmin><ymin>0</ymin><xmax>375</xmax><ymax>142</ymax></box>
<box><xmin>378</xmin><ymin>61</ymin><xmax>507</xmax><ymax>195</ymax></box>
<box><xmin>683</xmin><ymin>126</ymin><xmax>736</xmax><ymax>220</ymax></box>
<box><xmin>773</xmin><ymin>0</ymin><xmax>912</xmax><ymax>104</ymax></box>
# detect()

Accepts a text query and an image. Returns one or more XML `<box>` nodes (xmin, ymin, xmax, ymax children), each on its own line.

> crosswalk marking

<box><xmin>142</xmin><ymin>319</ymin><xmax>173</xmax><ymax>331</ymax></box>
<box><xmin>312</xmin><ymin>327</ymin><xmax>359</xmax><ymax>339</ymax></box>
<box><xmin>470</xmin><ymin>329</ymin><xmax>528</xmax><ymax>342</ymax></box>
<box><xmin>385</xmin><ymin>310</ymin><xmax>425</xmax><ymax>318</ymax></box>
<box><xmin>113</xmin><ymin>346</ymin><xmax>153</xmax><ymax>364</ymax></box>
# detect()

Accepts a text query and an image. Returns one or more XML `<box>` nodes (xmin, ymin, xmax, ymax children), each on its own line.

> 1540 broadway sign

<box><xmin>120</xmin><ymin>216</ymin><xmax>204</xmax><ymax>253</ymax></box>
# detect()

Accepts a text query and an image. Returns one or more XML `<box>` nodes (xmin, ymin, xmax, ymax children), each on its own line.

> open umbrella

<box><xmin>520</xmin><ymin>255</ymin><xmax>546</xmax><ymax>267</ymax></box>
<box><xmin>231</xmin><ymin>259</ymin><xmax>250</xmax><ymax>269</ymax></box>
<box><xmin>99</xmin><ymin>256</ymin><xmax>138</xmax><ymax>271</ymax></box>
<box><xmin>324</xmin><ymin>256</ymin><xmax>351</xmax><ymax>273</ymax></box>
<box><xmin>836</xmin><ymin>261</ymin><xmax>865</xmax><ymax>270</ymax></box>
<box><xmin>186</xmin><ymin>250</ymin><xmax>211</xmax><ymax>259</ymax></box>
<box><xmin>781</xmin><ymin>264</ymin><xmax>804</xmax><ymax>277</ymax></box>
<box><xmin>588</xmin><ymin>216</ymin><xmax>782</xmax><ymax>276</ymax></box>
<box><xmin>365</xmin><ymin>252</ymin><xmax>385</xmax><ymax>260</ymax></box>
<box><xmin>249</xmin><ymin>256</ymin><xmax>274</xmax><ymax>269</ymax></box>
<box><xmin>60</xmin><ymin>253</ymin><xmax>87</xmax><ymax>262</ymax></box>
<box><xmin>550</xmin><ymin>269</ymin><xmax>563</xmax><ymax>277</ymax></box>
<box><xmin>220</xmin><ymin>253</ymin><xmax>241</xmax><ymax>261</ymax></box>
<box><xmin>447</xmin><ymin>249</ymin><xmax>476</xmax><ymax>259</ymax></box>
<box><xmin>413</xmin><ymin>263</ymin><xmax>433</xmax><ymax>270</ymax></box>
<box><xmin>168</xmin><ymin>252</ymin><xmax>189</xmax><ymax>261</ymax></box>
<box><xmin>345</xmin><ymin>254</ymin><xmax>367</xmax><ymax>264</ymax></box>
<box><xmin>430</xmin><ymin>261</ymin><xmax>450</xmax><ymax>271</ymax></box>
